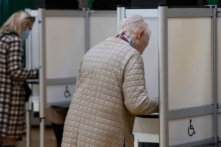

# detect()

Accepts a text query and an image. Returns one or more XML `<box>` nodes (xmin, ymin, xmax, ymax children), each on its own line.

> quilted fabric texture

<box><xmin>62</xmin><ymin>38</ymin><xmax>159</xmax><ymax>147</ymax></box>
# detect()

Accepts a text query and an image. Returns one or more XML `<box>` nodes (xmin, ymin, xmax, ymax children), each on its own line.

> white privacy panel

<box><xmin>46</xmin><ymin>17</ymin><xmax>85</xmax><ymax>79</ymax></box>
<box><xmin>89</xmin><ymin>16</ymin><xmax>117</xmax><ymax>48</ymax></box>
<box><xmin>134</xmin><ymin>115</ymin><xmax>213</xmax><ymax>145</ymax></box>
<box><xmin>133</xmin><ymin>118</ymin><xmax>159</xmax><ymax>143</ymax></box>
<box><xmin>132</xmin><ymin>18</ymin><xmax>159</xmax><ymax>144</ymax></box>
<box><xmin>123</xmin><ymin>10</ymin><xmax>158</xmax><ymax>97</ymax></box>
<box><xmin>169</xmin><ymin>115</ymin><xmax>213</xmax><ymax>146</ymax></box>
<box><xmin>142</xmin><ymin>18</ymin><xmax>159</xmax><ymax>97</ymax></box>
<box><xmin>30</xmin><ymin>15</ymin><xmax>40</xmax><ymax>69</ymax></box>
<box><xmin>46</xmin><ymin>84</ymin><xmax>76</xmax><ymax>103</ymax></box>
<box><xmin>27</xmin><ymin>10</ymin><xmax>40</xmax><ymax>101</ymax></box>
<box><xmin>168</xmin><ymin>18</ymin><xmax>212</xmax><ymax>109</ymax></box>
<box><xmin>133</xmin><ymin>118</ymin><xmax>159</xmax><ymax>134</ymax></box>
<box><xmin>133</xmin><ymin>17</ymin><xmax>213</xmax><ymax>146</ymax></box>
<box><xmin>31</xmin><ymin>13</ymin><xmax>40</xmax><ymax>98</ymax></box>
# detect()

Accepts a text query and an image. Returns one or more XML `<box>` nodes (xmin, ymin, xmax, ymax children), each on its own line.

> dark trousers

<box><xmin>52</xmin><ymin>123</ymin><xmax>64</xmax><ymax>147</ymax></box>
<box><xmin>139</xmin><ymin>142</ymin><xmax>159</xmax><ymax>147</ymax></box>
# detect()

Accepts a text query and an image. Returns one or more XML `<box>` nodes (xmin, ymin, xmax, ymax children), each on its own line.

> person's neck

<box><xmin>116</xmin><ymin>32</ymin><xmax>135</xmax><ymax>48</ymax></box>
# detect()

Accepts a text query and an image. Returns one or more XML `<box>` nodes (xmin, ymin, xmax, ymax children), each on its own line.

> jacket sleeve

<box><xmin>122</xmin><ymin>53</ymin><xmax>159</xmax><ymax>115</ymax></box>
<box><xmin>7</xmin><ymin>37</ymin><xmax>39</xmax><ymax>80</ymax></box>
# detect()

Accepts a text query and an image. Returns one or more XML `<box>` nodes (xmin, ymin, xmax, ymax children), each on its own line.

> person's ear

<box><xmin>24</xmin><ymin>21</ymin><xmax>31</xmax><ymax>28</ymax></box>
<box><xmin>137</xmin><ymin>30</ymin><xmax>145</xmax><ymax>40</ymax></box>
<box><xmin>22</xmin><ymin>22</ymin><xmax>28</xmax><ymax>30</ymax></box>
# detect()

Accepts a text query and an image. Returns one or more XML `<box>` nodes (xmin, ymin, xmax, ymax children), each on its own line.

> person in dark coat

<box><xmin>0</xmin><ymin>11</ymin><xmax>39</xmax><ymax>147</ymax></box>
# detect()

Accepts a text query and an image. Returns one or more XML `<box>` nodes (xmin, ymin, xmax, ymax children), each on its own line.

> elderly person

<box><xmin>62</xmin><ymin>14</ymin><xmax>159</xmax><ymax>147</ymax></box>
<box><xmin>0</xmin><ymin>11</ymin><xmax>38</xmax><ymax>147</ymax></box>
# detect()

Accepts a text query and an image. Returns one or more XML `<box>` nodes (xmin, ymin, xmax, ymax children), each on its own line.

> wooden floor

<box><xmin>17</xmin><ymin>127</ymin><xmax>57</xmax><ymax>147</ymax></box>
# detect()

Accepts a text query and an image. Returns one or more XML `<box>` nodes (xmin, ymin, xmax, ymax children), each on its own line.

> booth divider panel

<box><xmin>169</xmin><ymin>115</ymin><xmax>213</xmax><ymax>146</ymax></box>
<box><xmin>133</xmin><ymin>118</ymin><xmax>159</xmax><ymax>134</ymax></box>
<box><xmin>31</xmin><ymin>12</ymin><xmax>40</xmax><ymax>69</ymax></box>
<box><xmin>89</xmin><ymin>16</ymin><xmax>117</xmax><ymax>48</ymax></box>
<box><xmin>133</xmin><ymin>18</ymin><xmax>159</xmax><ymax>143</ymax></box>
<box><xmin>142</xmin><ymin>18</ymin><xmax>159</xmax><ymax>98</ymax></box>
<box><xmin>46</xmin><ymin>84</ymin><xmax>76</xmax><ymax>104</ymax></box>
<box><xmin>45</xmin><ymin>17</ymin><xmax>85</xmax><ymax>79</ymax></box>
<box><xmin>168</xmin><ymin>18</ymin><xmax>212</xmax><ymax>109</ymax></box>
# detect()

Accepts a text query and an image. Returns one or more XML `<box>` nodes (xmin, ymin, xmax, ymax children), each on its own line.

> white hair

<box><xmin>119</xmin><ymin>14</ymin><xmax>151</xmax><ymax>38</ymax></box>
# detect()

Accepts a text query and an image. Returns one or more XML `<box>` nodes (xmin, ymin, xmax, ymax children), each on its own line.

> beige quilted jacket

<box><xmin>62</xmin><ymin>38</ymin><xmax>159</xmax><ymax>147</ymax></box>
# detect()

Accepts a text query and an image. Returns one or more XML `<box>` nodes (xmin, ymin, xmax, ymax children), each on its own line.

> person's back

<box><xmin>62</xmin><ymin>15</ymin><xmax>159</xmax><ymax>147</ymax></box>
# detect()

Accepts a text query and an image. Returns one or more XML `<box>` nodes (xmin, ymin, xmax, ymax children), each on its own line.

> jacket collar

<box><xmin>106</xmin><ymin>37</ymin><xmax>130</xmax><ymax>45</ymax></box>
<box><xmin>116</xmin><ymin>33</ymin><xmax>135</xmax><ymax>48</ymax></box>
<box><xmin>3</xmin><ymin>30</ymin><xmax>19</xmax><ymax>37</ymax></box>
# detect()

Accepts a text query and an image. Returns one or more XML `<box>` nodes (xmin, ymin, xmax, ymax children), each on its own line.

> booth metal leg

<box><xmin>117</xmin><ymin>6</ymin><xmax>126</xmax><ymax>32</ymax></box>
<box><xmin>25</xmin><ymin>9</ymin><xmax>33</xmax><ymax>147</ymax></box>
<box><xmin>40</xmin><ymin>119</ymin><xmax>45</xmax><ymax>147</ymax></box>
<box><xmin>212</xmin><ymin>6</ymin><xmax>218</xmax><ymax>144</ymax></box>
<box><xmin>25</xmin><ymin>97</ymin><xmax>32</xmax><ymax>147</ymax></box>
<box><xmin>38</xmin><ymin>8</ymin><xmax>46</xmax><ymax>147</ymax></box>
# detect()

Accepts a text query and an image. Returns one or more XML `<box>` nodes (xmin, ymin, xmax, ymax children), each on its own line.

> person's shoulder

<box><xmin>123</xmin><ymin>45</ymin><xmax>141</xmax><ymax>59</ymax></box>
<box><xmin>7</xmin><ymin>34</ymin><xmax>21</xmax><ymax>43</ymax></box>
<box><xmin>1</xmin><ymin>31</ymin><xmax>21</xmax><ymax>43</ymax></box>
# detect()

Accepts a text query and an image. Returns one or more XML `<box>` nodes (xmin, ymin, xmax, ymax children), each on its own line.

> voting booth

<box><xmin>25</xmin><ymin>6</ymin><xmax>221</xmax><ymax>147</ymax></box>
<box><xmin>26</xmin><ymin>9</ymin><xmax>117</xmax><ymax>107</ymax></box>
<box><xmin>117</xmin><ymin>6</ymin><xmax>219</xmax><ymax>147</ymax></box>
<box><xmin>25</xmin><ymin>9</ymin><xmax>117</xmax><ymax>147</ymax></box>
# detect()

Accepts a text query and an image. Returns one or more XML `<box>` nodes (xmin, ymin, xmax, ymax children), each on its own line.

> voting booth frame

<box><xmin>25</xmin><ymin>6</ymin><xmax>221</xmax><ymax>147</ymax></box>
<box><xmin>25</xmin><ymin>8</ymin><xmax>117</xmax><ymax>147</ymax></box>
<box><xmin>117</xmin><ymin>6</ymin><xmax>220</xmax><ymax>147</ymax></box>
